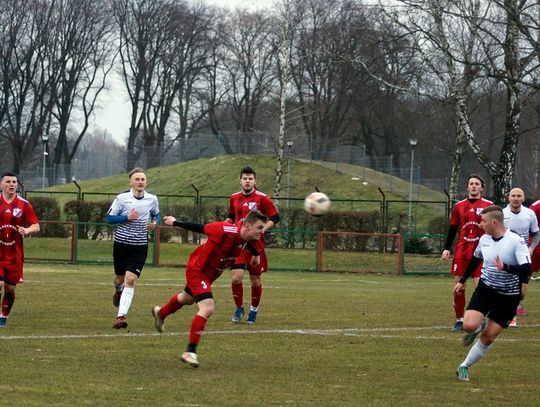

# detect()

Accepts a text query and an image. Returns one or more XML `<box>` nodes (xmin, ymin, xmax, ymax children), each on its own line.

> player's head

<box><xmin>129</xmin><ymin>167</ymin><xmax>147</xmax><ymax>193</ymax></box>
<box><xmin>480</xmin><ymin>205</ymin><xmax>504</xmax><ymax>234</ymax></box>
<box><xmin>507</xmin><ymin>187</ymin><xmax>525</xmax><ymax>210</ymax></box>
<box><xmin>241</xmin><ymin>210</ymin><xmax>268</xmax><ymax>240</ymax></box>
<box><xmin>466</xmin><ymin>174</ymin><xmax>485</xmax><ymax>198</ymax></box>
<box><xmin>1</xmin><ymin>172</ymin><xmax>18</xmax><ymax>195</ymax></box>
<box><xmin>239</xmin><ymin>166</ymin><xmax>256</xmax><ymax>194</ymax></box>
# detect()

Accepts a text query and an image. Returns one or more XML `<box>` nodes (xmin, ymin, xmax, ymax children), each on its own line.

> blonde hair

<box><xmin>128</xmin><ymin>167</ymin><xmax>145</xmax><ymax>178</ymax></box>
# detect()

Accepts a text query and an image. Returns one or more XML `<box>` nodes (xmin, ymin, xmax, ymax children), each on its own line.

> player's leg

<box><xmin>0</xmin><ymin>264</ymin><xmax>22</xmax><ymax>327</ymax></box>
<box><xmin>457</xmin><ymin>286</ymin><xmax>516</xmax><ymax>382</ymax></box>
<box><xmin>231</xmin><ymin>264</ymin><xmax>246</xmax><ymax>322</ymax></box>
<box><xmin>247</xmin><ymin>273</ymin><xmax>262</xmax><ymax>324</ymax></box>
<box><xmin>182</xmin><ymin>285</ymin><xmax>214</xmax><ymax>368</ymax></box>
<box><xmin>0</xmin><ymin>282</ymin><xmax>16</xmax><ymax>327</ymax></box>
<box><xmin>114</xmin><ymin>245</ymin><xmax>147</xmax><ymax>328</ymax></box>
<box><xmin>112</xmin><ymin>242</ymin><xmax>127</xmax><ymax>307</ymax></box>
<box><xmin>152</xmin><ymin>288</ymin><xmax>195</xmax><ymax>333</ymax></box>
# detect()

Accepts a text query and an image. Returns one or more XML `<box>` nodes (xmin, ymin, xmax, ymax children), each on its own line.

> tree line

<box><xmin>1</xmin><ymin>0</ymin><xmax>540</xmax><ymax>202</ymax></box>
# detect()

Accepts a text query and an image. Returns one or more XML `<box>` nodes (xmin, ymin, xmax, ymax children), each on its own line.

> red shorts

<box><xmin>451</xmin><ymin>257</ymin><xmax>481</xmax><ymax>278</ymax></box>
<box><xmin>531</xmin><ymin>249</ymin><xmax>540</xmax><ymax>273</ymax></box>
<box><xmin>185</xmin><ymin>268</ymin><xmax>223</xmax><ymax>300</ymax></box>
<box><xmin>0</xmin><ymin>263</ymin><xmax>23</xmax><ymax>285</ymax></box>
<box><xmin>233</xmin><ymin>249</ymin><xmax>268</xmax><ymax>276</ymax></box>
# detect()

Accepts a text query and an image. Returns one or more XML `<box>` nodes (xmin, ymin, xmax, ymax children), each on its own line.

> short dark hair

<box><xmin>243</xmin><ymin>210</ymin><xmax>268</xmax><ymax>225</ymax></box>
<box><xmin>467</xmin><ymin>174</ymin><xmax>485</xmax><ymax>188</ymax></box>
<box><xmin>240</xmin><ymin>166</ymin><xmax>256</xmax><ymax>178</ymax></box>
<box><xmin>1</xmin><ymin>172</ymin><xmax>17</xmax><ymax>180</ymax></box>
<box><xmin>481</xmin><ymin>205</ymin><xmax>503</xmax><ymax>222</ymax></box>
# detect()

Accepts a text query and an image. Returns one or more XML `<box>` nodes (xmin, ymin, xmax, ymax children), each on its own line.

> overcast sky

<box><xmin>92</xmin><ymin>0</ymin><xmax>268</xmax><ymax>144</ymax></box>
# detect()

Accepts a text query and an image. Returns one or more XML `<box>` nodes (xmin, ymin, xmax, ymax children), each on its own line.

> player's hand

<box><xmin>250</xmin><ymin>255</ymin><xmax>260</xmax><ymax>266</ymax></box>
<box><xmin>494</xmin><ymin>255</ymin><xmax>504</xmax><ymax>271</ymax></box>
<box><xmin>163</xmin><ymin>216</ymin><xmax>176</xmax><ymax>226</ymax></box>
<box><xmin>148</xmin><ymin>220</ymin><xmax>157</xmax><ymax>231</ymax></box>
<box><xmin>16</xmin><ymin>226</ymin><xmax>28</xmax><ymax>237</ymax></box>
<box><xmin>453</xmin><ymin>282</ymin><xmax>465</xmax><ymax>295</ymax></box>
<box><xmin>127</xmin><ymin>208</ymin><xmax>139</xmax><ymax>220</ymax></box>
<box><xmin>441</xmin><ymin>250</ymin><xmax>450</xmax><ymax>260</ymax></box>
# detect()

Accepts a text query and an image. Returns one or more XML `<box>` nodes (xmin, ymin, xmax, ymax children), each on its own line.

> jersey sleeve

<box><xmin>151</xmin><ymin>196</ymin><xmax>160</xmax><ymax>217</ymax></box>
<box><xmin>227</xmin><ymin>197</ymin><xmax>236</xmax><ymax>221</ymax></box>
<box><xmin>261</xmin><ymin>195</ymin><xmax>278</xmax><ymax>217</ymax></box>
<box><xmin>515</xmin><ymin>237</ymin><xmax>532</xmax><ymax>265</ymax></box>
<box><xmin>107</xmin><ymin>197</ymin><xmax>123</xmax><ymax>216</ymax></box>
<box><xmin>473</xmin><ymin>236</ymin><xmax>484</xmax><ymax>259</ymax></box>
<box><xmin>25</xmin><ymin>202</ymin><xmax>39</xmax><ymax>225</ymax></box>
<box><xmin>449</xmin><ymin>203</ymin><xmax>461</xmax><ymax>226</ymax></box>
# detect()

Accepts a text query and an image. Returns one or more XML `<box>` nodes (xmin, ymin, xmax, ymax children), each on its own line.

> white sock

<box><xmin>462</xmin><ymin>339</ymin><xmax>490</xmax><ymax>368</ymax></box>
<box><xmin>117</xmin><ymin>287</ymin><xmax>134</xmax><ymax>317</ymax></box>
<box><xmin>250</xmin><ymin>306</ymin><xmax>259</xmax><ymax>312</ymax></box>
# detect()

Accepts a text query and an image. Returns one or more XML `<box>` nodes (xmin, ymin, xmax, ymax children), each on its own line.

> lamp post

<box><xmin>286</xmin><ymin>140</ymin><xmax>293</xmax><ymax>208</ymax></box>
<box><xmin>41</xmin><ymin>134</ymin><xmax>49</xmax><ymax>189</ymax></box>
<box><xmin>408</xmin><ymin>138</ymin><xmax>417</xmax><ymax>229</ymax></box>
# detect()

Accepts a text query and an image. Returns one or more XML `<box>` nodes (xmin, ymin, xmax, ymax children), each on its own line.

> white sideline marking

<box><xmin>1</xmin><ymin>325</ymin><xmax>540</xmax><ymax>342</ymax></box>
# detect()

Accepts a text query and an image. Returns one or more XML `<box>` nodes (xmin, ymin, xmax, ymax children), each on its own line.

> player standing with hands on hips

<box><xmin>441</xmin><ymin>175</ymin><xmax>492</xmax><ymax>331</ymax></box>
<box><xmin>107</xmin><ymin>168</ymin><xmax>159</xmax><ymax>329</ymax></box>
<box><xmin>226</xmin><ymin>167</ymin><xmax>279</xmax><ymax>324</ymax></box>
<box><xmin>151</xmin><ymin>210</ymin><xmax>268</xmax><ymax>367</ymax></box>
<box><xmin>0</xmin><ymin>173</ymin><xmax>40</xmax><ymax>327</ymax></box>
<box><xmin>455</xmin><ymin>205</ymin><xmax>531</xmax><ymax>382</ymax></box>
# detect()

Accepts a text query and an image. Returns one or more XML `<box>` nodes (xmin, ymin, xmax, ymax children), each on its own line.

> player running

<box><xmin>455</xmin><ymin>205</ymin><xmax>531</xmax><ymax>381</ymax></box>
<box><xmin>226</xmin><ymin>166</ymin><xmax>279</xmax><ymax>324</ymax></box>
<box><xmin>106</xmin><ymin>168</ymin><xmax>160</xmax><ymax>329</ymax></box>
<box><xmin>151</xmin><ymin>210</ymin><xmax>268</xmax><ymax>367</ymax></box>
<box><xmin>502</xmin><ymin>187</ymin><xmax>539</xmax><ymax>326</ymax></box>
<box><xmin>0</xmin><ymin>173</ymin><xmax>40</xmax><ymax>327</ymax></box>
<box><xmin>441</xmin><ymin>175</ymin><xmax>493</xmax><ymax>331</ymax></box>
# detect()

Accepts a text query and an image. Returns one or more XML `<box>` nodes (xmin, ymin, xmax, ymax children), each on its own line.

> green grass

<box><xmin>2</xmin><ymin>264</ymin><xmax>539</xmax><ymax>406</ymax></box>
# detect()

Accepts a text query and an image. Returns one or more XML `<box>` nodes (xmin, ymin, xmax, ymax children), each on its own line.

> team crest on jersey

<box><xmin>476</xmin><ymin>208</ymin><xmax>483</xmax><ymax>215</ymax></box>
<box><xmin>247</xmin><ymin>202</ymin><xmax>257</xmax><ymax>211</ymax></box>
<box><xmin>12</xmin><ymin>208</ymin><xmax>22</xmax><ymax>217</ymax></box>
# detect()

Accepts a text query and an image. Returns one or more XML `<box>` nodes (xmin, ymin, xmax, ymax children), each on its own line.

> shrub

<box><xmin>29</xmin><ymin>196</ymin><xmax>69</xmax><ymax>238</ymax></box>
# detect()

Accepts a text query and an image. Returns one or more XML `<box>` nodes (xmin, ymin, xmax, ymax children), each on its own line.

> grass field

<box><xmin>2</xmin><ymin>264</ymin><xmax>540</xmax><ymax>406</ymax></box>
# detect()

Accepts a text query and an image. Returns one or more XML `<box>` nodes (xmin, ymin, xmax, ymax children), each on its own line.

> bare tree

<box><xmin>47</xmin><ymin>0</ymin><xmax>116</xmax><ymax>183</ymax></box>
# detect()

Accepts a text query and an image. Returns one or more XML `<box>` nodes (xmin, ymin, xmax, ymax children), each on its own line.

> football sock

<box><xmin>251</xmin><ymin>286</ymin><xmax>262</xmax><ymax>308</ymax></box>
<box><xmin>189</xmin><ymin>314</ymin><xmax>208</xmax><ymax>345</ymax></box>
<box><xmin>453</xmin><ymin>288</ymin><xmax>466</xmax><ymax>319</ymax></box>
<box><xmin>159</xmin><ymin>293</ymin><xmax>183</xmax><ymax>319</ymax></box>
<box><xmin>1</xmin><ymin>290</ymin><xmax>15</xmax><ymax>317</ymax></box>
<box><xmin>462</xmin><ymin>339</ymin><xmax>490</xmax><ymax>368</ymax></box>
<box><xmin>232</xmin><ymin>282</ymin><xmax>243</xmax><ymax>308</ymax></box>
<box><xmin>187</xmin><ymin>343</ymin><xmax>197</xmax><ymax>353</ymax></box>
<box><xmin>114</xmin><ymin>280</ymin><xmax>124</xmax><ymax>293</ymax></box>
<box><xmin>117</xmin><ymin>287</ymin><xmax>134</xmax><ymax>317</ymax></box>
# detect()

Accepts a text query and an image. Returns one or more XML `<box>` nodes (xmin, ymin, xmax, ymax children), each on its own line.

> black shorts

<box><xmin>113</xmin><ymin>242</ymin><xmax>148</xmax><ymax>277</ymax></box>
<box><xmin>467</xmin><ymin>281</ymin><xmax>520</xmax><ymax>328</ymax></box>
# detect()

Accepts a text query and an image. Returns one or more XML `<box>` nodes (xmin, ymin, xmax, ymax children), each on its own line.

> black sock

<box><xmin>187</xmin><ymin>343</ymin><xmax>197</xmax><ymax>353</ymax></box>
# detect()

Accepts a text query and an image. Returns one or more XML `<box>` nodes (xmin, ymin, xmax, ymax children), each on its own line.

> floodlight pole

<box><xmin>408</xmin><ymin>138</ymin><xmax>417</xmax><ymax>229</ymax></box>
<box><xmin>286</xmin><ymin>141</ymin><xmax>293</xmax><ymax>208</ymax></box>
<box><xmin>41</xmin><ymin>134</ymin><xmax>49</xmax><ymax>189</ymax></box>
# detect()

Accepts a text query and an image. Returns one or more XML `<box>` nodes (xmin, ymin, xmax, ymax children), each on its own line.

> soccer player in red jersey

<box><xmin>441</xmin><ymin>175</ymin><xmax>493</xmax><ymax>331</ymax></box>
<box><xmin>151</xmin><ymin>210</ymin><xmax>268</xmax><ymax>367</ymax></box>
<box><xmin>0</xmin><ymin>173</ymin><xmax>40</xmax><ymax>327</ymax></box>
<box><xmin>529</xmin><ymin>198</ymin><xmax>540</xmax><ymax>281</ymax></box>
<box><xmin>226</xmin><ymin>167</ymin><xmax>279</xmax><ymax>324</ymax></box>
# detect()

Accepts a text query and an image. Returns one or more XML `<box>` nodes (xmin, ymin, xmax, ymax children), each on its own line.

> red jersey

<box><xmin>186</xmin><ymin>221</ymin><xmax>249</xmax><ymax>283</ymax></box>
<box><xmin>0</xmin><ymin>195</ymin><xmax>39</xmax><ymax>266</ymax></box>
<box><xmin>449</xmin><ymin>197</ymin><xmax>493</xmax><ymax>260</ymax></box>
<box><xmin>228</xmin><ymin>189</ymin><xmax>278</xmax><ymax>222</ymax></box>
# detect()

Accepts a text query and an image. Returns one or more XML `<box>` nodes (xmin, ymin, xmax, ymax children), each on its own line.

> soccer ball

<box><xmin>304</xmin><ymin>192</ymin><xmax>331</xmax><ymax>216</ymax></box>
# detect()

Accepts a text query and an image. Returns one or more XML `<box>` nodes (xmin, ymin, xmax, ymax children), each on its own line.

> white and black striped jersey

<box><xmin>474</xmin><ymin>229</ymin><xmax>531</xmax><ymax>295</ymax></box>
<box><xmin>503</xmin><ymin>205</ymin><xmax>539</xmax><ymax>245</ymax></box>
<box><xmin>107</xmin><ymin>190</ymin><xmax>160</xmax><ymax>245</ymax></box>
